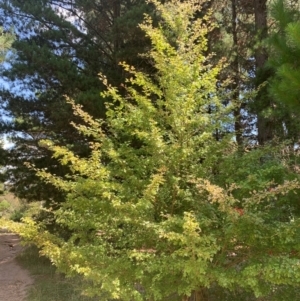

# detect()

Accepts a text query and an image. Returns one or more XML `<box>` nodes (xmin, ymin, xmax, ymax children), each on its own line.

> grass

<box><xmin>0</xmin><ymin>189</ymin><xmax>43</xmax><ymax>221</ymax></box>
<box><xmin>17</xmin><ymin>245</ymin><xmax>100</xmax><ymax>301</ymax></box>
<box><xmin>0</xmin><ymin>189</ymin><xmax>100</xmax><ymax>300</ymax></box>
<box><xmin>0</xmin><ymin>191</ymin><xmax>21</xmax><ymax>208</ymax></box>
<box><xmin>0</xmin><ymin>190</ymin><xmax>21</xmax><ymax>218</ymax></box>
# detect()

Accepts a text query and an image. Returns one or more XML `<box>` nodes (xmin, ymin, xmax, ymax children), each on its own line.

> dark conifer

<box><xmin>0</xmin><ymin>0</ymin><xmax>151</xmax><ymax>203</ymax></box>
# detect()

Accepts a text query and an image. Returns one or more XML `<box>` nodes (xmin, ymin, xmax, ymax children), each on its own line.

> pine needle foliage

<box><xmin>268</xmin><ymin>0</ymin><xmax>300</xmax><ymax>111</ymax></box>
<box><xmin>6</xmin><ymin>1</ymin><xmax>300</xmax><ymax>300</ymax></box>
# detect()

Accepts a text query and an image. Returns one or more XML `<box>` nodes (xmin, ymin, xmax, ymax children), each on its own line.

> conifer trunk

<box><xmin>254</xmin><ymin>0</ymin><xmax>273</xmax><ymax>144</ymax></box>
<box><xmin>232</xmin><ymin>0</ymin><xmax>243</xmax><ymax>147</ymax></box>
<box><xmin>113</xmin><ymin>0</ymin><xmax>121</xmax><ymax>53</ymax></box>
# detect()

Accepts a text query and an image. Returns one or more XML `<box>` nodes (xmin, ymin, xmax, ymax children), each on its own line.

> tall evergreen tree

<box><xmin>268</xmin><ymin>0</ymin><xmax>300</xmax><ymax>112</ymax></box>
<box><xmin>0</xmin><ymin>0</ymin><xmax>151</xmax><ymax>202</ymax></box>
<box><xmin>251</xmin><ymin>0</ymin><xmax>300</xmax><ymax>145</ymax></box>
<box><xmin>252</xmin><ymin>0</ymin><xmax>300</xmax><ymax>144</ymax></box>
<box><xmin>210</xmin><ymin>0</ymin><xmax>298</xmax><ymax>145</ymax></box>
<box><xmin>207</xmin><ymin>0</ymin><xmax>269</xmax><ymax>145</ymax></box>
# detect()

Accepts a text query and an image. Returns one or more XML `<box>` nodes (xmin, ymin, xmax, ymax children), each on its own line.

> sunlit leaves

<box><xmin>8</xmin><ymin>0</ymin><xmax>300</xmax><ymax>300</ymax></box>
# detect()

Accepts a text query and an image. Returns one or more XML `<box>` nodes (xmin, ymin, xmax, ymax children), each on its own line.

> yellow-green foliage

<box><xmin>6</xmin><ymin>0</ymin><xmax>300</xmax><ymax>300</ymax></box>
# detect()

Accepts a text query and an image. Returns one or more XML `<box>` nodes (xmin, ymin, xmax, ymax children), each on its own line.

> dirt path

<box><xmin>0</xmin><ymin>232</ymin><xmax>34</xmax><ymax>301</ymax></box>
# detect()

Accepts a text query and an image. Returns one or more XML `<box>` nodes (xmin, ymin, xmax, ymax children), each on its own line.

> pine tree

<box><xmin>205</xmin><ymin>0</ymin><xmax>256</xmax><ymax>146</ymax></box>
<box><xmin>250</xmin><ymin>0</ymin><xmax>300</xmax><ymax>144</ymax></box>
<box><xmin>268</xmin><ymin>0</ymin><xmax>300</xmax><ymax>112</ymax></box>
<box><xmin>0</xmin><ymin>0</ymin><xmax>151</xmax><ymax>202</ymax></box>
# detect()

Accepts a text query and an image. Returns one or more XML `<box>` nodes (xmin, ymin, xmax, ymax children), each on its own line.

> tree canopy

<box><xmin>1</xmin><ymin>1</ymin><xmax>300</xmax><ymax>300</ymax></box>
<box><xmin>1</xmin><ymin>0</ymin><xmax>300</xmax><ymax>300</ymax></box>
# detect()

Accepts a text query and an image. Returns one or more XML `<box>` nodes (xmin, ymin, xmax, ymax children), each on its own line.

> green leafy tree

<box><xmin>4</xmin><ymin>1</ymin><xmax>300</xmax><ymax>300</ymax></box>
<box><xmin>0</xmin><ymin>27</ymin><xmax>14</xmax><ymax>63</ymax></box>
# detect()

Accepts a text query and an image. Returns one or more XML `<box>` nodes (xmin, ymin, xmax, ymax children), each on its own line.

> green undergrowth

<box><xmin>17</xmin><ymin>245</ymin><xmax>99</xmax><ymax>301</ymax></box>
<box><xmin>0</xmin><ymin>190</ymin><xmax>21</xmax><ymax>218</ymax></box>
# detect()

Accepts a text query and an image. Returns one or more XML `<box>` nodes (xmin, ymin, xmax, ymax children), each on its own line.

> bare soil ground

<box><xmin>0</xmin><ymin>232</ymin><xmax>34</xmax><ymax>301</ymax></box>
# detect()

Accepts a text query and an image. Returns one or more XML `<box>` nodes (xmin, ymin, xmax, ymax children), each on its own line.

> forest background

<box><xmin>1</xmin><ymin>0</ymin><xmax>300</xmax><ymax>300</ymax></box>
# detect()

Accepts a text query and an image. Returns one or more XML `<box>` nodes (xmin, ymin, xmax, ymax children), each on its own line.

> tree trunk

<box><xmin>254</xmin><ymin>0</ymin><xmax>273</xmax><ymax>145</ymax></box>
<box><xmin>254</xmin><ymin>0</ymin><xmax>268</xmax><ymax>68</ymax></box>
<box><xmin>113</xmin><ymin>0</ymin><xmax>121</xmax><ymax>53</ymax></box>
<box><xmin>232</xmin><ymin>0</ymin><xmax>243</xmax><ymax>147</ymax></box>
<box><xmin>183</xmin><ymin>289</ymin><xmax>209</xmax><ymax>301</ymax></box>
